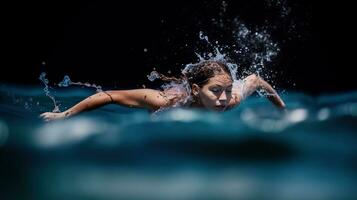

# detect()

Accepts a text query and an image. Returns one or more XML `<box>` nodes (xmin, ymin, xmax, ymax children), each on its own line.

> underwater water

<box><xmin>0</xmin><ymin>85</ymin><xmax>357</xmax><ymax>200</ymax></box>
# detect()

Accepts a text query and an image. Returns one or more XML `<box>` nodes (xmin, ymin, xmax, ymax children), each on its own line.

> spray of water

<box><xmin>39</xmin><ymin>73</ymin><xmax>103</xmax><ymax>113</ymax></box>
<box><xmin>199</xmin><ymin>31</ymin><xmax>210</xmax><ymax>44</ymax></box>
<box><xmin>232</xmin><ymin>19</ymin><xmax>280</xmax><ymax>78</ymax></box>
<box><xmin>58</xmin><ymin>75</ymin><xmax>103</xmax><ymax>93</ymax></box>
<box><xmin>39</xmin><ymin>72</ymin><xmax>61</xmax><ymax>113</ymax></box>
<box><xmin>147</xmin><ymin>71</ymin><xmax>161</xmax><ymax>82</ymax></box>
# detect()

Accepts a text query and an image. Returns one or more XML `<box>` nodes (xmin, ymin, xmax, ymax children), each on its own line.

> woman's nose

<box><xmin>219</xmin><ymin>91</ymin><xmax>227</xmax><ymax>101</ymax></box>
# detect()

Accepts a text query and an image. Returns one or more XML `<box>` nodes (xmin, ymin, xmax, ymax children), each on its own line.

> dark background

<box><xmin>1</xmin><ymin>0</ymin><xmax>355</xmax><ymax>94</ymax></box>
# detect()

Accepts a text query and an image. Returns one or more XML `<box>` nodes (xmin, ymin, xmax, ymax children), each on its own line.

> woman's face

<box><xmin>195</xmin><ymin>73</ymin><xmax>233</xmax><ymax>111</ymax></box>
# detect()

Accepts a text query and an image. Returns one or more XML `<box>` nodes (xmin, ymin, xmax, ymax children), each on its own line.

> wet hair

<box><xmin>158</xmin><ymin>60</ymin><xmax>232</xmax><ymax>87</ymax></box>
<box><xmin>183</xmin><ymin>60</ymin><xmax>232</xmax><ymax>87</ymax></box>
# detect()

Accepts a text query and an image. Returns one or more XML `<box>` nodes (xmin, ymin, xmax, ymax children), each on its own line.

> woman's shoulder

<box><xmin>161</xmin><ymin>86</ymin><xmax>191</xmax><ymax>106</ymax></box>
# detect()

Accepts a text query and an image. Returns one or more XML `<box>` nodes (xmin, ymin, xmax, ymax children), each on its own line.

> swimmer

<box><xmin>40</xmin><ymin>60</ymin><xmax>285</xmax><ymax>121</ymax></box>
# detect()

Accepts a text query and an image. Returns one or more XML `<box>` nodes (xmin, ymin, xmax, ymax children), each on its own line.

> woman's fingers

<box><xmin>39</xmin><ymin>112</ymin><xmax>63</xmax><ymax>122</ymax></box>
<box><xmin>39</xmin><ymin>112</ymin><xmax>48</xmax><ymax>118</ymax></box>
<box><xmin>39</xmin><ymin>112</ymin><xmax>51</xmax><ymax>121</ymax></box>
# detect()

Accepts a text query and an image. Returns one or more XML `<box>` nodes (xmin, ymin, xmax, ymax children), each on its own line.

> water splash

<box><xmin>209</xmin><ymin>1</ymin><xmax>282</xmax><ymax>85</ymax></box>
<box><xmin>39</xmin><ymin>72</ymin><xmax>61</xmax><ymax>113</ymax></box>
<box><xmin>39</xmin><ymin>73</ymin><xmax>103</xmax><ymax>113</ymax></box>
<box><xmin>231</xmin><ymin>19</ymin><xmax>280</xmax><ymax>78</ymax></box>
<box><xmin>58</xmin><ymin>75</ymin><xmax>71</xmax><ymax>87</ymax></box>
<box><xmin>199</xmin><ymin>31</ymin><xmax>210</xmax><ymax>44</ymax></box>
<box><xmin>195</xmin><ymin>19</ymin><xmax>280</xmax><ymax>84</ymax></box>
<box><xmin>58</xmin><ymin>75</ymin><xmax>102</xmax><ymax>93</ymax></box>
<box><xmin>147</xmin><ymin>71</ymin><xmax>160</xmax><ymax>82</ymax></box>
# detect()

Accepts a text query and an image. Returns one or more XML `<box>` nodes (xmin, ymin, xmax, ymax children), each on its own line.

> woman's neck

<box><xmin>188</xmin><ymin>96</ymin><xmax>203</xmax><ymax>108</ymax></box>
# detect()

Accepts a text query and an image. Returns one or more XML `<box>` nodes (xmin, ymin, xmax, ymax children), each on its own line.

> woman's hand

<box><xmin>242</xmin><ymin>74</ymin><xmax>286</xmax><ymax>109</ymax></box>
<box><xmin>39</xmin><ymin>112</ymin><xmax>65</xmax><ymax>122</ymax></box>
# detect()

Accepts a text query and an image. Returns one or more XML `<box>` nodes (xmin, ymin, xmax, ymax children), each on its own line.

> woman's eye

<box><xmin>211</xmin><ymin>88</ymin><xmax>220</xmax><ymax>92</ymax></box>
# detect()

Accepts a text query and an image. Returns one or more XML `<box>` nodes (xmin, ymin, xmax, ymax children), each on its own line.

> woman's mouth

<box><xmin>214</xmin><ymin>105</ymin><xmax>226</xmax><ymax>110</ymax></box>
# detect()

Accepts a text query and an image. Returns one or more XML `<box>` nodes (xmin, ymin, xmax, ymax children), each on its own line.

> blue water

<box><xmin>1</xmin><ymin>84</ymin><xmax>357</xmax><ymax>200</ymax></box>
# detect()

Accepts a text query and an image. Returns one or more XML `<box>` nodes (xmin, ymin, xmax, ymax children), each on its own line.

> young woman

<box><xmin>40</xmin><ymin>60</ymin><xmax>285</xmax><ymax>121</ymax></box>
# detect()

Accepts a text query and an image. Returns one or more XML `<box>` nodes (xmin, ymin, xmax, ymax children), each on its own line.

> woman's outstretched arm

<box><xmin>40</xmin><ymin>89</ymin><xmax>171</xmax><ymax>121</ymax></box>
<box><xmin>241</xmin><ymin>74</ymin><xmax>286</xmax><ymax>109</ymax></box>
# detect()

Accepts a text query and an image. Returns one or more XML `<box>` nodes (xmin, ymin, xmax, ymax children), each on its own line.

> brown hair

<box><xmin>158</xmin><ymin>60</ymin><xmax>232</xmax><ymax>87</ymax></box>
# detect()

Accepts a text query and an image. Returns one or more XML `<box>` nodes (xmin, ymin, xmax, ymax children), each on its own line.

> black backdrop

<box><xmin>1</xmin><ymin>0</ymin><xmax>355</xmax><ymax>94</ymax></box>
